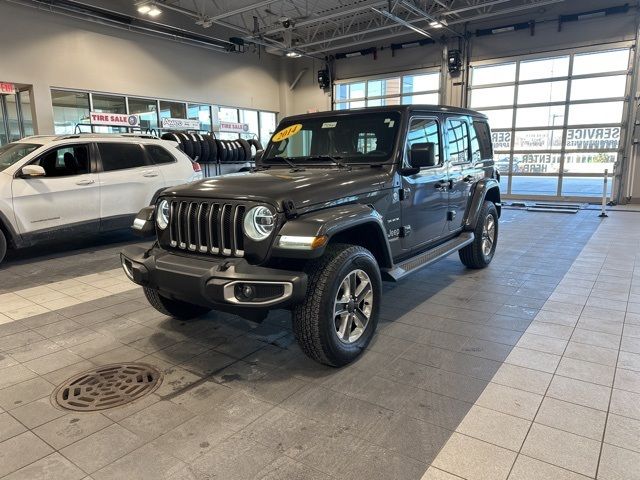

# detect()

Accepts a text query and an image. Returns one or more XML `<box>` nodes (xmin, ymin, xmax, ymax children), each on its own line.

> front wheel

<box><xmin>293</xmin><ymin>244</ymin><xmax>381</xmax><ymax>367</ymax></box>
<box><xmin>459</xmin><ymin>201</ymin><xmax>498</xmax><ymax>269</ymax></box>
<box><xmin>143</xmin><ymin>287</ymin><xmax>211</xmax><ymax>319</ymax></box>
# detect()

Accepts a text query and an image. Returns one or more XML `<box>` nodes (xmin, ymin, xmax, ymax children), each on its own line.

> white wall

<box><xmin>0</xmin><ymin>2</ymin><xmax>283</xmax><ymax>134</ymax></box>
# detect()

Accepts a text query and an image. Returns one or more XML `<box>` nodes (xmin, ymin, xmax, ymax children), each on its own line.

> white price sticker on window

<box><xmin>322</xmin><ymin>121</ymin><xmax>337</xmax><ymax>129</ymax></box>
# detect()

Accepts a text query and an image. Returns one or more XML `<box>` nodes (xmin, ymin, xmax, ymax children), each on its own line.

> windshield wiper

<box><xmin>267</xmin><ymin>156</ymin><xmax>305</xmax><ymax>171</ymax></box>
<box><xmin>305</xmin><ymin>155</ymin><xmax>351</xmax><ymax>170</ymax></box>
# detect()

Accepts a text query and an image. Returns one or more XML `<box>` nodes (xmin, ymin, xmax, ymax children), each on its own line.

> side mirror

<box><xmin>20</xmin><ymin>165</ymin><xmax>46</xmax><ymax>178</ymax></box>
<box><xmin>409</xmin><ymin>142</ymin><xmax>437</xmax><ymax>169</ymax></box>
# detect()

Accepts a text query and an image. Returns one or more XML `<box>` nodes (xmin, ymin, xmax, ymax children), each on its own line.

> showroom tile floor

<box><xmin>0</xmin><ymin>208</ymin><xmax>638</xmax><ymax>480</ymax></box>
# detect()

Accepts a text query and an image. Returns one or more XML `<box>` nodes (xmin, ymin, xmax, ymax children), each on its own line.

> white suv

<box><xmin>0</xmin><ymin>134</ymin><xmax>203</xmax><ymax>263</ymax></box>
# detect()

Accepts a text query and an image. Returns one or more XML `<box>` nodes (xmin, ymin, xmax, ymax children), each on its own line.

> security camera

<box><xmin>280</xmin><ymin>16</ymin><xmax>293</xmax><ymax>29</ymax></box>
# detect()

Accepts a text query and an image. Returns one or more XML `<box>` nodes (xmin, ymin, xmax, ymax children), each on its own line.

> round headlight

<box><xmin>156</xmin><ymin>199</ymin><xmax>169</xmax><ymax>230</ymax></box>
<box><xmin>243</xmin><ymin>206</ymin><xmax>275</xmax><ymax>241</ymax></box>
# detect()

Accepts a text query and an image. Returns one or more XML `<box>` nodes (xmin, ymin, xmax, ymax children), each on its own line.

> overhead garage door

<box><xmin>334</xmin><ymin>70</ymin><xmax>441</xmax><ymax>109</ymax></box>
<box><xmin>470</xmin><ymin>46</ymin><xmax>631</xmax><ymax>200</ymax></box>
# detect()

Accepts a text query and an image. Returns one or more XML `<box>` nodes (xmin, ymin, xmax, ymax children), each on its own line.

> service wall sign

<box><xmin>218</xmin><ymin>121</ymin><xmax>249</xmax><ymax>133</ymax></box>
<box><xmin>89</xmin><ymin>112</ymin><xmax>140</xmax><ymax>127</ymax></box>
<box><xmin>0</xmin><ymin>82</ymin><xmax>16</xmax><ymax>95</ymax></box>
<box><xmin>161</xmin><ymin>118</ymin><xmax>200</xmax><ymax>130</ymax></box>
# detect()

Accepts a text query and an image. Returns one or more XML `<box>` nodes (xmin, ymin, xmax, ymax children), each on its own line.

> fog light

<box><xmin>235</xmin><ymin>283</ymin><xmax>256</xmax><ymax>301</ymax></box>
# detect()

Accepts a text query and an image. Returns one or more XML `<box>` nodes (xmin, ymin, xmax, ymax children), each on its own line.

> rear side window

<box><xmin>147</xmin><ymin>145</ymin><xmax>175</xmax><ymax>165</ymax></box>
<box><xmin>98</xmin><ymin>143</ymin><xmax>147</xmax><ymax>171</ymax></box>
<box><xmin>472</xmin><ymin>120</ymin><xmax>493</xmax><ymax>160</ymax></box>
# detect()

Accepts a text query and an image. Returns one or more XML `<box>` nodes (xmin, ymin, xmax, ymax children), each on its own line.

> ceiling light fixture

<box><xmin>286</xmin><ymin>51</ymin><xmax>302</xmax><ymax>58</ymax></box>
<box><xmin>148</xmin><ymin>6</ymin><xmax>162</xmax><ymax>17</ymax></box>
<box><xmin>137</xmin><ymin>5</ymin><xmax>151</xmax><ymax>14</ymax></box>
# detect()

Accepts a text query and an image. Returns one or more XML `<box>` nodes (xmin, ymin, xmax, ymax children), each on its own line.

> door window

<box><xmin>447</xmin><ymin>119</ymin><xmax>470</xmax><ymax>164</ymax></box>
<box><xmin>98</xmin><ymin>143</ymin><xmax>147</xmax><ymax>171</ymax></box>
<box><xmin>32</xmin><ymin>144</ymin><xmax>90</xmax><ymax>177</ymax></box>
<box><xmin>146</xmin><ymin>145</ymin><xmax>175</xmax><ymax>165</ymax></box>
<box><xmin>406</xmin><ymin>118</ymin><xmax>441</xmax><ymax>167</ymax></box>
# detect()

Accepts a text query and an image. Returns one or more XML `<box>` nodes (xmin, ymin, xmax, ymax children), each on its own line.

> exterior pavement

<box><xmin>0</xmin><ymin>208</ymin><xmax>637</xmax><ymax>480</ymax></box>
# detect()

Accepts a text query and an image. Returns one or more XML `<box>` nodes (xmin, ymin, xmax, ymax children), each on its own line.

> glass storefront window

<box><xmin>259</xmin><ymin>111</ymin><xmax>276</xmax><ymax>149</ymax></box>
<box><xmin>128</xmin><ymin>97</ymin><xmax>158</xmax><ymax>132</ymax></box>
<box><xmin>159</xmin><ymin>101</ymin><xmax>186</xmax><ymax>120</ymax></box>
<box><xmin>51</xmin><ymin>89</ymin><xmax>90</xmax><ymax>134</ymax></box>
<box><xmin>92</xmin><ymin>94</ymin><xmax>126</xmax><ymax>133</ymax></box>
<box><xmin>239</xmin><ymin>109</ymin><xmax>259</xmax><ymax>140</ymax></box>
<box><xmin>18</xmin><ymin>91</ymin><xmax>34</xmax><ymax>137</ymax></box>
<box><xmin>188</xmin><ymin>104</ymin><xmax>211</xmax><ymax>132</ymax></box>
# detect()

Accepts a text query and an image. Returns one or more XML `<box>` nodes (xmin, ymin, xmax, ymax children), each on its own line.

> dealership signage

<box><xmin>492</xmin><ymin>127</ymin><xmax>620</xmax><ymax>152</ymax></box>
<box><xmin>89</xmin><ymin>112</ymin><xmax>140</xmax><ymax>127</ymax></box>
<box><xmin>161</xmin><ymin>118</ymin><xmax>201</xmax><ymax>130</ymax></box>
<box><xmin>0</xmin><ymin>82</ymin><xmax>16</xmax><ymax>95</ymax></box>
<box><xmin>218</xmin><ymin>121</ymin><xmax>249</xmax><ymax>134</ymax></box>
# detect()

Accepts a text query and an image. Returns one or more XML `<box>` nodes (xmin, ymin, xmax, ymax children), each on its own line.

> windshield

<box><xmin>263</xmin><ymin>111</ymin><xmax>401</xmax><ymax>165</ymax></box>
<box><xmin>0</xmin><ymin>143</ymin><xmax>40</xmax><ymax>172</ymax></box>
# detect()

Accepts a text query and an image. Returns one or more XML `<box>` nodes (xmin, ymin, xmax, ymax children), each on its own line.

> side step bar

<box><xmin>382</xmin><ymin>232</ymin><xmax>474</xmax><ymax>281</ymax></box>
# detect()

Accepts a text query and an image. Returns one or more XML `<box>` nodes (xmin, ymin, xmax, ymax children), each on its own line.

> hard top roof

<box><xmin>282</xmin><ymin>105</ymin><xmax>488</xmax><ymax>123</ymax></box>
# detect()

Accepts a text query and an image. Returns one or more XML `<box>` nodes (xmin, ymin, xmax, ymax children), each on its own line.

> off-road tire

<box><xmin>144</xmin><ymin>287</ymin><xmax>211</xmax><ymax>319</ymax></box>
<box><xmin>0</xmin><ymin>229</ymin><xmax>7</xmax><ymax>265</ymax></box>
<box><xmin>459</xmin><ymin>201</ymin><xmax>498</xmax><ymax>269</ymax></box>
<box><xmin>292</xmin><ymin>243</ymin><xmax>381</xmax><ymax>367</ymax></box>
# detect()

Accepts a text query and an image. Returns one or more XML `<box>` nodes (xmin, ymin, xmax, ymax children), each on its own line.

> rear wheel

<box><xmin>293</xmin><ymin>244</ymin><xmax>381</xmax><ymax>367</ymax></box>
<box><xmin>459</xmin><ymin>201</ymin><xmax>498</xmax><ymax>269</ymax></box>
<box><xmin>143</xmin><ymin>287</ymin><xmax>211</xmax><ymax>319</ymax></box>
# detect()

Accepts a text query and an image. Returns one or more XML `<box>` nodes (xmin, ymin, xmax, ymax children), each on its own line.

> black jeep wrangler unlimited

<box><xmin>121</xmin><ymin>106</ymin><xmax>500</xmax><ymax>366</ymax></box>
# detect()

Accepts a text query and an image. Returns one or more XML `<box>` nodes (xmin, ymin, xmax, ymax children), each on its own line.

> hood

<box><xmin>163</xmin><ymin>167</ymin><xmax>393</xmax><ymax>211</ymax></box>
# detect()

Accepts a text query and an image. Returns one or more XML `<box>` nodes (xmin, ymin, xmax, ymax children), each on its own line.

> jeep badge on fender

<box><xmin>121</xmin><ymin>105</ymin><xmax>501</xmax><ymax>367</ymax></box>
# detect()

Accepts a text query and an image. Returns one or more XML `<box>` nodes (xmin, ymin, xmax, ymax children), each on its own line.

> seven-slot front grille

<box><xmin>168</xmin><ymin>200</ymin><xmax>246</xmax><ymax>257</ymax></box>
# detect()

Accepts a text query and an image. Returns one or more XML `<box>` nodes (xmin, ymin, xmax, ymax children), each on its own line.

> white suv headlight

<box><xmin>243</xmin><ymin>206</ymin><xmax>275</xmax><ymax>241</ymax></box>
<box><xmin>156</xmin><ymin>199</ymin><xmax>169</xmax><ymax>230</ymax></box>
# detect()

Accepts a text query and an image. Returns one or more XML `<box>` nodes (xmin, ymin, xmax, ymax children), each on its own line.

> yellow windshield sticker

<box><xmin>272</xmin><ymin>124</ymin><xmax>302</xmax><ymax>142</ymax></box>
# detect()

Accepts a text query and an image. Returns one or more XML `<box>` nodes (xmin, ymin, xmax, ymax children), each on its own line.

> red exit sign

<box><xmin>0</xmin><ymin>83</ymin><xmax>16</xmax><ymax>95</ymax></box>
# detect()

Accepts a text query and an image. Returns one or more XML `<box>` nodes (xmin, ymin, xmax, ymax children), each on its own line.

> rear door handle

<box><xmin>143</xmin><ymin>171</ymin><xmax>159</xmax><ymax>178</ymax></box>
<box><xmin>76</xmin><ymin>179</ymin><xmax>95</xmax><ymax>185</ymax></box>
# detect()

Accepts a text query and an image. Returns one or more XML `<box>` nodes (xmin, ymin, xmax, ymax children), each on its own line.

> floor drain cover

<box><xmin>53</xmin><ymin>363</ymin><xmax>163</xmax><ymax>411</ymax></box>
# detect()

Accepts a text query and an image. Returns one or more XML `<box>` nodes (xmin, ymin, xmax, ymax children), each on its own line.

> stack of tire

<box><xmin>160</xmin><ymin>132</ymin><xmax>262</xmax><ymax>164</ymax></box>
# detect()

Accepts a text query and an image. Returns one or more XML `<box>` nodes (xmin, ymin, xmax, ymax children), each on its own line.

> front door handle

<box><xmin>76</xmin><ymin>179</ymin><xmax>95</xmax><ymax>185</ymax></box>
<box><xmin>143</xmin><ymin>171</ymin><xmax>159</xmax><ymax>178</ymax></box>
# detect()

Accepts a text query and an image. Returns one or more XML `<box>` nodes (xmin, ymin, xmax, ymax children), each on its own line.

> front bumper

<box><xmin>120</xmin><ymin>245</ymin><xmax>307</xmax><ymax>310</ymax></box>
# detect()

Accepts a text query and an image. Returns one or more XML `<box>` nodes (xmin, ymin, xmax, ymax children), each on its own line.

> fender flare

<box><xmin>273</xmin><ymin>204</ymin><xmax>393</xmax><ymax>266</ymax></box>
<box><xmin>463</xmin><ymin>178</ymin><xmax>501</xmax><ymax>231</ymax></box>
